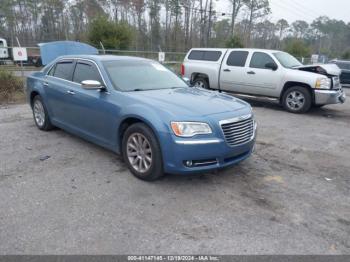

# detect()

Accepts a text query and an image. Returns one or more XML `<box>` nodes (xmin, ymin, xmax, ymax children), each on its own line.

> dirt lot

<box><xmin>0</xmin><ymin>90</ymin><xmax>349</xmax><ymax>254</ymax></box>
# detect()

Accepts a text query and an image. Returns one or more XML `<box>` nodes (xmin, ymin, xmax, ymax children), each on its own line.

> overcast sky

<box><xmin>217</xmin><ymin>0</ymin><xmax>350</xmax><ymax>24</ymax></box>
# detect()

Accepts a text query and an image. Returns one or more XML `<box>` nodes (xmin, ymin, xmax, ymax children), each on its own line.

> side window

<box><xmin>53</xmin><ymin>61</ymin><xmax>74</xmax><ymax>81</ymax></box>
<box><xmin>203</xmin><ymin>51</ymin><xmax>222</xmax><ymax>61</ymax></box>
<box><xmin>226</xmin><ymin>51</ymin><xmax>249</xmax><ymax>67</ymax></box>
<box><xmin>188</xmin><ymin>51</ymin><xmax>203</xmax><ymax>60</ymax></box>
<box><xmin>73</xmin><ymin>62</ymin><xmax>102</xmax><ymax>84</ymax></box>
<box><xmin>188</xmin><ymin>50</ymin><xmax>222</xmax><ymax>61</ymax></box>
<box><xmin>47</xmin><ymin>65</ymin><xmax>56</xmax><ymax>76</ymax></box>
<box><xmin>250</xmin><ymin>52</ymin><xmax>276</xmax><ymax>69</ymax></box>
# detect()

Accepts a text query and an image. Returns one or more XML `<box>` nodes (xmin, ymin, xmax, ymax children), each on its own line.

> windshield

<box><xmin>103</xmin><ymin>60</ymin><xmax>188</xmax><ymax>91</ymax></box>
<box><xmin>273</xmin><ymin>52</ymin><xmax>302</xmax><ymax>69</ymax></box>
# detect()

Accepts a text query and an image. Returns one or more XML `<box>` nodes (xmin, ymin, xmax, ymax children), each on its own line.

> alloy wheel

<box><xmin>194</xmin><ymin>80</ymin><xmax>205</xmax><ymax>88</ymax></box>
<box><xmin>286</xmin><ymin>91</ymin><xmax>305</xmax><ymax>110</ymax></box>
<box><xmin>33</xmin><ymin>99</ymin><xmax>45</xmax><ymax>127</ymax></box>
<box><xmin>126</xmin><ymin>133</ymin><xmax>153</xmax><ymax>173</ymax></box>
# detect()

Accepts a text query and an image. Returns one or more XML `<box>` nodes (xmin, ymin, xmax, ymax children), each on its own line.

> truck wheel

<box><xmin>193</xmin><ymin>77</ymin><xmax>209</xmax><ymax>89</ymax></box>
<box><xmin>282</xmin><ymin>86</ymin><xmax>312</xmax><ymax>114</ymax></box>
<box><xmin>122</xmin><ymin>123</ymin><xmax>164</xmax><ymax>181</ymax></box>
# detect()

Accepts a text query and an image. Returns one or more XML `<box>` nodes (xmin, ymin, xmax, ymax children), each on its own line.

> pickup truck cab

<box><xmin>182</xmin><ymin>48</ymin><xmax>346</xmax><ymax>113</ymax></box>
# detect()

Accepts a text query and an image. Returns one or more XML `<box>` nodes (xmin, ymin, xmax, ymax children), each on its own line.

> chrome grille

<box><xmin>220</xmin><ymin>115</ymin><xmax>254</xmax><ymax>146</ymax></box>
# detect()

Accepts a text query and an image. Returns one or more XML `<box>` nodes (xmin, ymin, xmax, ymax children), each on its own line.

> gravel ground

<box><xmin>0</xmin><ymin>90</ymin><xmax>349</xmax><ymax>255</ymax></box>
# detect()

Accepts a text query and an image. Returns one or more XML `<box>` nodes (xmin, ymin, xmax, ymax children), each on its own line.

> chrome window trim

<box><xmin>45</xmin><ymin>57</ymin><xmax>108</xmax><ymax>88</ymax></box>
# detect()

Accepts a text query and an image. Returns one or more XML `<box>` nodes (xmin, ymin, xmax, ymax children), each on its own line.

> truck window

<box><xmin>0</xmin><ymin>41</ymin><xmax>3</xmax><ymax>47</ymax></box>
<box><xmin>226</xmin><ymin>51</ymin><xmax>249</xmax><ymax>67</ymax></box>
<box><xmin>73</xmin><ymin>62</ymin><xmax>102</xmax><ymax>84</ymax></box>
<box><xmin>188</xmin><ymin>51</ymin><xmax>222</xmax><ymax>61</ymax></box>
<box><xmin>250</xmin><ymin>52</ymin><xmax>277</xmax><ymax>69</ymax></box>
<box><xmin>53</xmin><ymin>61</ymin><xmax>75</xmax><ymax>81</ymax></box>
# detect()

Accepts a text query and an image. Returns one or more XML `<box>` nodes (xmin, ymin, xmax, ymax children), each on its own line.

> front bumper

<box><xmin>161</xmin><ymin>127</ymin><xmax>256</xmax><ymax>175</ymax></box>
<box><xmin>314</xmin><ymin>89</ymin><xmax>346</xmax><ymax>105</ymax></box>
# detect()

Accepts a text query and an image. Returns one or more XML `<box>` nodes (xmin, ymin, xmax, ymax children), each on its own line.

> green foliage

<box><xmin>342</xmin><ymin>50</ymin><xmax>350</xmax><ymax>60</ymax></box>
<box><xmin>0</xmin><ymin>69</ymin><xmax>23</xmax><ymax>103</ymax></box>
<box><xmin>284</xmin><ymin>39</ymin><xmax>311</xmax><ymax>58</ymax></box>
<box><xmin>225</xmin><ymin>36</ymin><xmax>244</xmax><ymax>48</ymax></box>
<box><xmin>88</xmin><ymin>16</ymin><xmax>133</xmax><ymax>50</ymax></box>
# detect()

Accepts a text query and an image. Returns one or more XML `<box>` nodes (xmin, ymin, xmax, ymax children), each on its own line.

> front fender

<box><xmin>116</xmin><ymin>104</ymin><xmax>171</xmax><ymax>154</ymax></box>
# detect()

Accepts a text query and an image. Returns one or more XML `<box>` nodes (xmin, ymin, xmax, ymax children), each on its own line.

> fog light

<box><xmin>185</xmin><ymin>160</ymin><xmax>193</xmax><ymax>167</ymax></box>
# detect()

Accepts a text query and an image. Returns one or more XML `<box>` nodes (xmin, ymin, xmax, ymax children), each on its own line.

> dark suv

<box><xmin>330</xmin><ymin>60</ymin><xmax>350</xmax><ymax>87</ymax></box>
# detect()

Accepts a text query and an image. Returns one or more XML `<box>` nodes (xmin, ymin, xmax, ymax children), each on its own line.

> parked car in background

<box><xmin>26</xmin><ymin>55</ymin><xmax>257</xmax><ymax>181</ymax></box>
<box><xmin>182</xmin><ymin>48</ymin><xmax>346</xmax><ymax>113</ymax></box>
<box><xmin>330</xmin><ymin>59</ymin><xmax>350</xmax><ymax>87</ymax></box>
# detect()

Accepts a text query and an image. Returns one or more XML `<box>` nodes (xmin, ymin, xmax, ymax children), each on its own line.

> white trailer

<box><xmin>0</xmin><ymin>38</ymin><xmax>9</xmax><ymax>59</ymax></box>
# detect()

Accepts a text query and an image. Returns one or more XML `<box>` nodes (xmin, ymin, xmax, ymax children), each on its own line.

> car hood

<box><xmin>295</xmin><ymin>64</ymin><xmax>341</xmax><ymax>76</ymax></box>
<box><xmin>128</xmin><ymin>87</ymin><xmax>249</xmax><ymax>117</ymax></box>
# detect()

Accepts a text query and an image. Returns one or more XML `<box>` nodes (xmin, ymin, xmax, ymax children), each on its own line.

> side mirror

<box><xmin>81</xmin><ymin>80</ymin><xmax>103</xmax><ymax>90</ymax></box>
<box><xmin>182</xmin><ymin>77</ymin><xmax>192</xmax><ymax>86</ymax></box>
<box><xmin>265</xmin><ymin>62</ymin><xmax>278</xmax><ymax>71</ymax></box>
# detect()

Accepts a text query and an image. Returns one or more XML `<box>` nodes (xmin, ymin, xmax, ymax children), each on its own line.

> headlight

<box><xmin>315</xmin><ymin>77</ymin><xmax>331</xmax><ymax>89</ymax></box>
<box><xmin>171</xmin><ymin>122</ymin><xmax>212</xmax><ymax>137</ymax></box>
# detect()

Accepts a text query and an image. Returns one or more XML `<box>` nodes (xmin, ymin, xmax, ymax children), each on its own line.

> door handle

<box><xmin>247</xmin><ymin>71</ymin><xmax>256</xmax><ymax>75</ymax></box>
<box><xmin>43</xmin><ymin>82</ymin><xmax>49</xmax><ymax>87</ymax></box>
<box><xmin>223</xmin><ymin>69</ymin><xmax>231</xmax><ymax>72</ymax></box>
<box><xmin>67</xmin><ymin>90</ymin><xmax>75</xmax><ymax>95</ymax></box>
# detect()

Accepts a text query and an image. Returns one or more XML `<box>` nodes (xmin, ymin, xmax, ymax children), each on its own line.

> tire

<box><xmin>193</xmin><ymin>77</ymin><xmax>209</xmax><ymax>89</ymax></box>
<box><xmin>282</xmin><ymin>86</ymin><xmax>312</xmax><ymax>114</ymax></box>
<box><xmin>122</xmin><ymin>123</ymin><xmax>164</xmax><ymax>181</ymax></box>
<box><xmin>32</xmin><ymin>95</ymin><xmax>54</xmax><ymax>131</ymax></box>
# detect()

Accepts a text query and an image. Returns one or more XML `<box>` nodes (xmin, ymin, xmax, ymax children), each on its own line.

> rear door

<box><xmin>220</xmin><ymin>50</ymin><xmax>249</xmax><ymax>93</ymax></box>
<box><xmin>244</xmin><ymin>52</ymin><xmax>281</xmax><ymax>96</ymax></box>
<box><xmin>44</xmin><ymin>60</ymin><xmax>76</xmax><ymax>125</ymax></box>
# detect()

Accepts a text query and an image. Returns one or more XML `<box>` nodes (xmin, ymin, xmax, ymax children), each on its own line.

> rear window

<box><xmin>188</xmin><ymin>50</ymin><xmax>222</xmax><ymax>61</ymax></box>
<box><xmin>53</xmin><ymin>61</ymin><xmax>74</xmax><ymax>81</ymax></box>
<box><xmin>226</xmin><ymin>51</ymin><xmax>249</xmax><ymax>67</ymax></box>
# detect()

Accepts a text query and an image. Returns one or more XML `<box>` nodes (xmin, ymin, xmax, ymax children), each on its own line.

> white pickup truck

<box><xmin>181</xmin><ymin>48</ymin><xmax>346</xmax><ymax>113</ymax></box>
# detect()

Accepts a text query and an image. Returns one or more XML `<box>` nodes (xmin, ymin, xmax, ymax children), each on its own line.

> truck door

<box><xmin>220</xmin><ymin>50</ymin><xmax>250</xmax><ymax>93</ymax></box>
<box><xmin>244</xmin><ymin>52</ymin><xmax>280</xmax><ymax>96</ymax></box>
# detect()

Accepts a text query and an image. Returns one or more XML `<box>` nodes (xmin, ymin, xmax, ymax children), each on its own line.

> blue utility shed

<box><xmin>38</xmin><ymin>41</ymin><xmax>99</xmax><ymax>65</ymax></box>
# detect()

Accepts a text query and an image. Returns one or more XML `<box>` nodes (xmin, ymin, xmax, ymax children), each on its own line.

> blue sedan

<box><xmin>27</xmin><ymin>55</ymin><xmax>256</xmax><ymax>181</ymax></box>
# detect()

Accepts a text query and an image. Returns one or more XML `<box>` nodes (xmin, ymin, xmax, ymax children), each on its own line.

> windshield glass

<box><xmin>103</xmin><ymin>60</ymin><xmax>188</xmax><ymax>91</ymax></box>
<box><xmin>273</xmin><ymin>52</ymin><xmax>302</xmax><ymax>68</ymax></box>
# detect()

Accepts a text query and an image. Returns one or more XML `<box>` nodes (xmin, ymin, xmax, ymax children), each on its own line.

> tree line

<box><xmin>0</xmin><ymin>0</ymin><xmax>350</xmax><ymax>59</ymax></box>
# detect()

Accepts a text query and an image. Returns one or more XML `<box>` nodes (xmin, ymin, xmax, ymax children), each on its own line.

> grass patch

<box><xmin>0</xmin><ymin>69</ymin><xmax>25</xmax><ymax>104</ymax></box>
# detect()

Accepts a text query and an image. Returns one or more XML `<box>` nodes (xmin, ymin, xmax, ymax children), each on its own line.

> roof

<box><xmin>55</xmin><ymin>54</ymin><xmax>151</xmax><ymax>62</ymax></box>
<box><xmin>189</xmin><ymin>47</ymin><xmax>283</xmax><ymax>54</ymax></box>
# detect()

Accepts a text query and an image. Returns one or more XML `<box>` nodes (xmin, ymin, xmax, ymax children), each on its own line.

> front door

<box><xmin>244</xmin><ymin>52</ymin><xmax>281</xmax><ymax>97</ymax></box>
<box><xmin>66</xmin><ymin>60</ymin><xmax>118</xmax><ymax>145</ymax></box>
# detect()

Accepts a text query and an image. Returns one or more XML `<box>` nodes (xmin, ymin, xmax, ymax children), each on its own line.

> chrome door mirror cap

<box><xmin>81</xmin><ymin>80</ymin><xmax>103</xmax><ymax>90</ymax></box>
